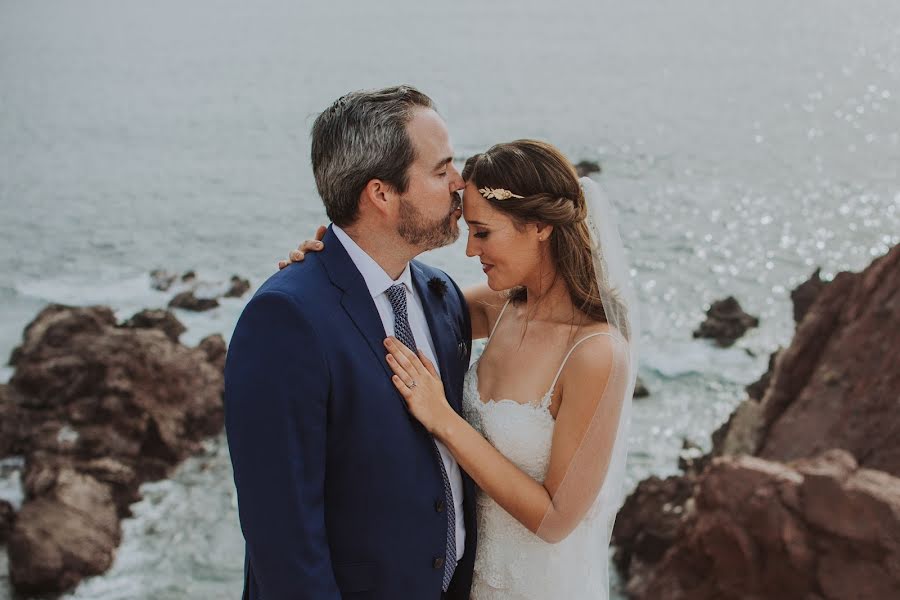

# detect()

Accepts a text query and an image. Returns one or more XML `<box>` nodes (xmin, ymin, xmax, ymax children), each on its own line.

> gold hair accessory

<box><xmin>478</xmin><ymin>187</ymin><xmax>523</xmax><ymax>200</ymax></box>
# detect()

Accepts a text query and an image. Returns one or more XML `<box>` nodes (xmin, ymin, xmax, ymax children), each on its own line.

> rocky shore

<box><xmin>613</xmin><ymin>244</ymin><xmax>900</xmax><ymax>599</ymax></box>
<box><xmin>0</xmin><ymin>305</ymin><xmax>225</xmax><ymax>594</ymax></box>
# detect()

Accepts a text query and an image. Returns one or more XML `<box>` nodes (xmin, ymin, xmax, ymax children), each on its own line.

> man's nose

<box><xmin>448</xmin><ymin>163</ymin><xmax>464</xmax><ymax>192</ymax></box>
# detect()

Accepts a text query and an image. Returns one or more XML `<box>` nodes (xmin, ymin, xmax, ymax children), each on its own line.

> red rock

<box><xmin>635</xmin><ymin>451</ymin><xmax>900</xmax><ymax>600</ymax></box>
<box><xmin>616</xmin><ymin>245</ymin><xmax>900</xmax><ymax>598</ymax></box>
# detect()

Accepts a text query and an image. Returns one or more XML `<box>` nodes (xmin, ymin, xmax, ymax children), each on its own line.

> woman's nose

<box><xmin>465</xmin><ymin>236</ymin><xmax>478</xmax><ymax>257</ymax></box>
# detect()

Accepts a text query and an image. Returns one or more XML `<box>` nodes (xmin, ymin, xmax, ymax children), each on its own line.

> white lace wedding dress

<box><xmin>462</xmin><ymin>307</ymin><xmax>624</xmax><ymax>600</ymax></box>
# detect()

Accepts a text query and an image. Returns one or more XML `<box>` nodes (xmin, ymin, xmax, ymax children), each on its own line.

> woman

<box><xmin>284</xmin><ymin>140</ymin><xmax>639</xmax><ymax>599</ymax></box>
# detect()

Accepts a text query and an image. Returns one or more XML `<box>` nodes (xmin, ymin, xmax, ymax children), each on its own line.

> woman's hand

<box><xmin>384</xmin><ymin>337</ymin><xmax>455</xmax><ymax>436</ymax></box>
<box><xmin>277</xmin><ymin>225</ymin><xmax>327</xmax><ymax>269</ymax></box>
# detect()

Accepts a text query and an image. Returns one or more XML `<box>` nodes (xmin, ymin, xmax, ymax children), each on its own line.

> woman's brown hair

<box><xmin>462</xmin><ymin>140</ymin><xmax>624</xmax><ymax>331</ymax></box>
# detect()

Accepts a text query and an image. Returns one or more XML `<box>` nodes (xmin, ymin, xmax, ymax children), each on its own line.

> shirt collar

<box><xmin>332</xmin><ymin>225</ymin><xmax>413</xmax><ymax>299</ymax></box>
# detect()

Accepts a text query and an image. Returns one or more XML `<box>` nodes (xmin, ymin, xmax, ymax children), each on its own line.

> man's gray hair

<box><xmin>311</xmin><ymin>85</ymin><xmax>434</xmax><ymax>227</ymax></box>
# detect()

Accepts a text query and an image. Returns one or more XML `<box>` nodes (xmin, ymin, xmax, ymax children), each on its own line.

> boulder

<box><xmin>149</xmin><ymin>269</ymin><xmax>177</xmax><ymax>292</ymax></box>
<box><xmin>224</xmin><ymin>275</ymin><xmax>251</xmax><ymax>298</ymax></box>
<box><xmin>612</xmin><ymin>474</ymin><xmax>695</xmax><ymax>579</ymax></box>
<box><xmin>633</xmin><ymin>376</ymin><xmax>650</xmax><ymax>398</ymax></box>
<box><xmin>121</xmin><ymin>308</ymin><xmax>186</xmax><ymax>343</ymax></box>
<box><xmin>574</xmin><ymin>160</ymin><xmax>601</xmax><ymax>177</ymax></box>
<box><xmin>630</xmin><ymin>451</ymin><xmax>900</xmax><ymax>600</ymax></box>
<box><xmin>8</xmin><ymin>469</ymin><xmax>120</xmax><ymax>594</ymax></box>
<box><xmin>0</xmin><ymin>303</ymin><xmax>225</xmax><ymax>594</ymax></box>
<box><xmin>168</xmin><ymin>291</ymin><xmax>219</xmax><ymax>312</ymax></box>
<box><xmin>692</xmin><ymin>296</ymin><xmax>759</xmax><ymax>347</ymax></box>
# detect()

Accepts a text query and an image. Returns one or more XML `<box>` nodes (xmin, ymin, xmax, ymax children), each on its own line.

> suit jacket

<box><xmin>225</xmin><ymin>225</ymin><xmax>476</xmax><ymax>600</ymax></box>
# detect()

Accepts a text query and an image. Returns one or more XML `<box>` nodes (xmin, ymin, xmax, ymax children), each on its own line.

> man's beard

<box><xmin>397</xmin><ymin>192</ymin><xmax>461</xmax><ymax>251</ymax></box>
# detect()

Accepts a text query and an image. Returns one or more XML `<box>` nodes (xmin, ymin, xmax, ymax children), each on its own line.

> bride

<box><xmin>285</xmin><ymin>139</ymin><xmax>639</xmax><ymax>599</ymax></box>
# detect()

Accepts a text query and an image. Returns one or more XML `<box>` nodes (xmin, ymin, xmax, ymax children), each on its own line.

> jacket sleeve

<box><xmin>224</xmin><ymin>290</ymin><xmax>340</xmax><ymax>600</ymax></box>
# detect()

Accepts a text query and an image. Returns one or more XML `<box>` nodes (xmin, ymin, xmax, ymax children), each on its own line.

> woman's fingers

<box><xmin>391</xmin><ymin>375</ymin><xmax>412</xmax><ymax>399</ymax></box>
<box><xmin>384</xmin><ymin>338</ymin><xmax>426</xmax><ymax>375</ymax></box>
<box><xmin>385</xmin><ymin>353</ymin><xmax>413</xmax><ymax>385</ymax></box>
<box><xmin>300</xmin><ymin>239</ymin><xmax>323</xmax><ymax>252</ymax></box>
<box><xmin>289</xmin><ymin>249</ymin><xmax>304</xmax><ymax>262</ymax></box>
<box><xmin>314</xmin><ymin>225</ymin><xmax>327</xmax><ymax>241</ymax></box>
<box><xmin>418</xmin><ymin>351</ymin><xmax>439</xmax><ymax>378</ymax></box>
<box><xmin>277</xmin><ymin>260</ymin><xmax>288</xmax><ymax>270</ymax></box>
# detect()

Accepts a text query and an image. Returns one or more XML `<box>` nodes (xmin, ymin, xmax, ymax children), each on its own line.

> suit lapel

<box><xmin>411</xmin><ymin>263</ymin><xmax>460</xmax><ymax>412</ymax></box>
<box><xmin>318</xmin><ymin>227</ymin><xmax>393</xmax><ymax>381</ymax></box>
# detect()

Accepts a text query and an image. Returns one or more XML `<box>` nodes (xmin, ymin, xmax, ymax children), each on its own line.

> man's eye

<box><xmin>438</xmin><ymin>171</ymin><xmax>448</xmax><ymax>177</ymax></box>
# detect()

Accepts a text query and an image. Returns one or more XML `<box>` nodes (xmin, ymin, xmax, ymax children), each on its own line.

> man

<box><xmin>225</xmin><ymin>85</ymin><xmax>476</xmax><ymax>600</ymax></box>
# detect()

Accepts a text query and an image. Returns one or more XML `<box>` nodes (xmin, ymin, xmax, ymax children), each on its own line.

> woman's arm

<box><xmin>384</xmin><ymin>334</ymin><xmax>626</xmax><ymax>543</ymax></box>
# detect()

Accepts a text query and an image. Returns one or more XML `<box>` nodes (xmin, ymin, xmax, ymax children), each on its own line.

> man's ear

<box><xmin>361</xmin><ymin>179</ymin><xmax>399</xmax><ymax>218</ymax></box>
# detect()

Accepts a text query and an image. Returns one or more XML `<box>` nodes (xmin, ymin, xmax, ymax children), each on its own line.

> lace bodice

<box><xmin>460</xmin><ymin>303</ymin><xmax>614</xmax><ymax>600</ymax></box>
<box><xmin>463</xmin><ymin>364</ymin><xmax>555</xmax><ymax>481</ymax></box>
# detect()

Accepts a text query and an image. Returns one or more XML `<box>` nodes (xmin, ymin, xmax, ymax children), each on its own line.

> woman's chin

<box><xmin>485</xmin><ymin>275</ymin><xmax>504</xmax><ymax>291</ymax></box>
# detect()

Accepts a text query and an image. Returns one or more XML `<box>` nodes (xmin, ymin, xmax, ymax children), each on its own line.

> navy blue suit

<box><xmin>225</xmin><ymin>226</ymin><xmax>476</xmax><ymax>600</ymax></box>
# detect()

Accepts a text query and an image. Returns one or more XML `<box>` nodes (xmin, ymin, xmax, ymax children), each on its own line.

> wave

<box><xmin>641</xmin><ymin>339</ymin><xmax>759</xmax><ymax>383</ymax></box>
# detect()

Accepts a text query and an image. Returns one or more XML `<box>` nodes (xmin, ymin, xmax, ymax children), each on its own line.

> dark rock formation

<box><xmin>168</xmin><ymin>291</ymin><xmax>219</xmax><ymax>312</ymax></box>
<box><xmin>677</xmin><ymin>438</ymin><xmax>706</xmax><ymax>474</ymax></box>
<box><xmin>181</xmin><ymin>270</ymin><xmax>196</xmax><ymax>282</ymax></box>
<box><xmin>122</xmin><ymin>308</ymin><xmax>186</xmax><ymax>343</ymax></box>
<box><xmin>615</xmin><ymin>244</ymin><xmax>900</xmax><ymax>598</ymax></box>
<box><xmin>633</xmin><ymin>376</ymin><xmax>649</xmax><ymax>398</ymax></box>
<box><xmin>612</xmin><ymin>475</ymin><xmax>695</xmax><ymax>581</ymax></box>
<box><xmin>745</xmin><ymin>348</ymin><xmax>780</xmax><ymax>401</ymax></box>
<box><xmin>224</xmin><ymin>275</ymin><xmax>251</xmax><ymax>298</ymax></box>
<box><xmin>149</xmin><ymin>269</ymin><xmax>177</xmax><ymax>292</ymax></box>
<box><xmin>574</xmin><ymin>160</ymin><xmax>601</xmax><ymax>177</ymax></box>
<box><xmin>9</xmin><ymin>468</ymin><xmax>120</xmax><ymax>594</ymax></box>
<box><xmin>198</xmin><ymin>334</ymin><xmax>228</xmax><ymax>374</ymax></box>
<box><xmin>0</xmin><ymin>304</ymin><xmax>225</xmax><ymax>594</ymax></box>
<box><xmin>692</xmin><ymin>296</ymin><xmax>759</xmax><ymax>347</ymax></box>
<box><xmin>0</xmin><ymin>499</ymin><xmax>14</xmax><ymax>543</ymax></box>
<box><xmin>790</xmin><ymin>267</ymin><xmax>827</xmax><ymax>325</ymax></box>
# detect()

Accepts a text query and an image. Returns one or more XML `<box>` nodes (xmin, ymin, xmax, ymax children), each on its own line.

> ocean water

<box><xmin>1</xmin><ymin>0</ymin><xmax>899</xmax><ymax>598</ymax></box>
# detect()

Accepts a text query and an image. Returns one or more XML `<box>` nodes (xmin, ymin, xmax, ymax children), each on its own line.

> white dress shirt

<box><xmin>333</xmin><ymin>225</ymin><xmax>465</xmax><ymax>562</ymax></box>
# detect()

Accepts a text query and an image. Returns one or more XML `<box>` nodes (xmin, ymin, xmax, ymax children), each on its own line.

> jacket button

<box><xmin>433</xmin><ymin>557</ymin><xmax>445</xmax><ymax>569</ymax></box>
<box><xmin>435</xmin><ymin>499</ymin><xmax>445</xmax><ymax>513</ymax></box>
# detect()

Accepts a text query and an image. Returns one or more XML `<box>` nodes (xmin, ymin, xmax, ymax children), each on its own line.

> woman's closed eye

<box><xmin>473</xmin><ymin>231</ymin><xmax>489</xmax><ymax>239</ymax></box>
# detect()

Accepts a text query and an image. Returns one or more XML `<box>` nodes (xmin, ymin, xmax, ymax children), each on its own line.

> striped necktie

<box><xmin>385</xmin><ymin>283</ymin><xmax>457</xmax><ymax>591</ymax></box>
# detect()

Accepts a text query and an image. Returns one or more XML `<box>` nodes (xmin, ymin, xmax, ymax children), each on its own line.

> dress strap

<box><xmin>548</xmin><ymin>332</ymin><xmax>616</xmax><ymax>394</ymax></box>
<box><xmin>487</xmin><ymin>300</ymin><xmax>511</xmax><ymax>341</ymax></box>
